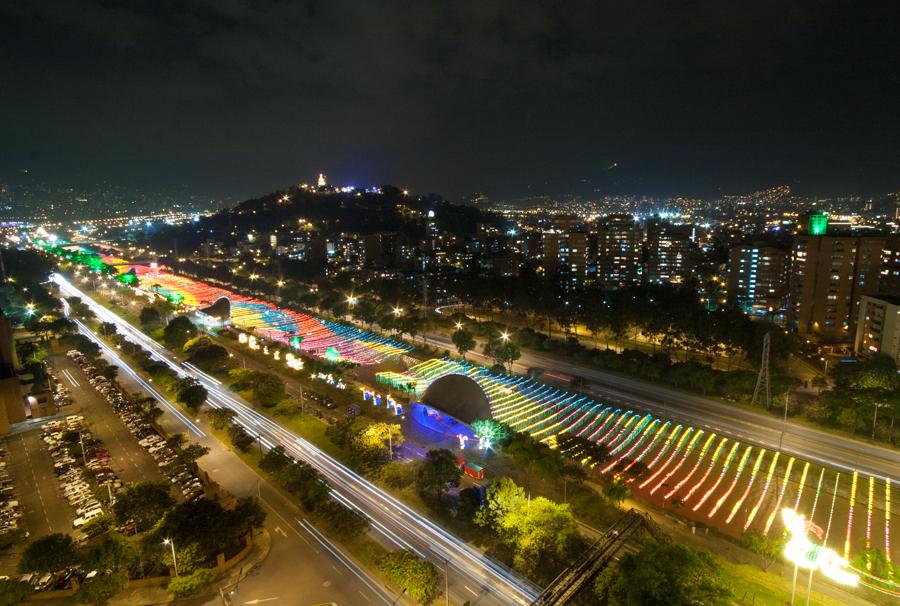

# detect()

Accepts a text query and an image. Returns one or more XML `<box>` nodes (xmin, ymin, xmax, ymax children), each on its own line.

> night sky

<box><xmin>2</xmin><ymin>2</ymin><xmax>899</xmax><ymax>201</ymax></box>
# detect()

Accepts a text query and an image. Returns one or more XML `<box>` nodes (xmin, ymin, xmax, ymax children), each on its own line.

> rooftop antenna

<box><xmin>751</xmin><ymin>332</ymin><xmax>771</xmax><ymax>409</ymax></box>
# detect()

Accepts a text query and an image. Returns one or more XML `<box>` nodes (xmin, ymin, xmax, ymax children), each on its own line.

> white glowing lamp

<box><xmin>781</xmin><ymin>509</ymin><xmax>858</xmax><ymax>586</ymax></box>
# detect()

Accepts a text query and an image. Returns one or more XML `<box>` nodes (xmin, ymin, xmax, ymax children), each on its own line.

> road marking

<box><xmin>464</xmin><ymin>585</ymin><xmax>478</xmax><ymax>596</ymax></box>
<box><xmin>244</xmin><ymin>599</ymin><xmax>279</xmax><ymax>604</ymax></box>
<box><xmin>274</xmin><ymin>526</ymin><xmax>288</xmax><ymax>538</ymax></box>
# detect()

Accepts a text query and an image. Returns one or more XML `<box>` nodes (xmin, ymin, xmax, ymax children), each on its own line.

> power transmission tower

<box><xmin>751</xmin><ymin>332</ymin><xmax>771</xmax><ymax>409</ymax></box>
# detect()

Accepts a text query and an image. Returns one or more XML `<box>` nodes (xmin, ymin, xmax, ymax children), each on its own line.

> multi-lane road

<box><xmin>424</xmin><ymin>332</ymin><xmax>900</xmax><ymax>480</ymax></box>
<box><xmin>54</xmin><ymin>274</ymin><xmax>540</xmax><ymax>606</ymax></box>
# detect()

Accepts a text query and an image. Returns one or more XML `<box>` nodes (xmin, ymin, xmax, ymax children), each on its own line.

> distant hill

<box><xmin>144</xmin><ymin>184</ymin><xmax>504</xmax><ymax>253</ymax></box>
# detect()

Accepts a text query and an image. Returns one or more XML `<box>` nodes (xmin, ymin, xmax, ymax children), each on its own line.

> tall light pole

<box><xmin>163</xmin><ymin>538</ymin><xmax>178</xmax><ymax>576</ymax></box>
<box><xmin>443</xmin><ymin>559</ymin><xmax>450</xmax><ymax>606</ymax></box>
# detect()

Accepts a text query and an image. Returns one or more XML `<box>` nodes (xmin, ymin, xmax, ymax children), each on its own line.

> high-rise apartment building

<box><xmin>596</xmin><ymin>214</ymin><xmax>642</xmax><ymax>286</ymax></box>
<box><xmin>645</xmin><ymin>221</ymin><xmax>695</xmax><ymax>284</ymax></box>
<box><xmin>542</xmin><ymin>231</ymin><xmax>589</xmax><ymax>288</ymax></box>
<box><xmin>787</xmin><ymin>235</ymin><xmax>887</xmax><ymax>339</ymax></box>
<box><xmin>880</xmin><ymin>235</ymin><xmax>900</xmax><ymax>295</ymax></box>
<box><xmin>854</xmin><ymin>295</ymin><xmax>900</xmax><ymax>365</ymax></box>
<box><xmin>727</xmin><ymin>245</ymin><xmax>789</xmax><ymax>313</ymax></box>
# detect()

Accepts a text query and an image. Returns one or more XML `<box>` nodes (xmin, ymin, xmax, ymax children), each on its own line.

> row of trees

<box><xmin>810</xmin><ymin>354</ymin><xmax>900</xmax><ymax>445</ymax></box>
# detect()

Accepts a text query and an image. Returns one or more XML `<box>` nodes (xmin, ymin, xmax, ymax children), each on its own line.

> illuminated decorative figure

<box><xmin>782</xmin><ymin>508</ymin><xmax>859</xmax><ymax>587</ymax></box>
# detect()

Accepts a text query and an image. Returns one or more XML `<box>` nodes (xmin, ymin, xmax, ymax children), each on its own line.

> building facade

<box><xmin>596</xmin><ymin>214</ymin><xmax>642</xmax><ymax>286</ymax></box>
<box><xmin>645</xmin><ymin>221</ymin><xmax>695</xmax><ymax>284</ymax></box>
<box><xmin>542</xmin><ymin>231</ymin><xmax>589</xmax><ymax>288</ymax></box>
<box><xmin>727</xmin><ymin>245</ymin><xmax>789</xmax><ymax>313</ymax></box>
<box><xmin>854</xmin><ymin>295</ymin><xmax>900</xmax><ymax>365</ymax></box>
<box><xmin>787</xmin><ymin>235</ymin><xmax>887</xmax><ymax>339</ymax></box>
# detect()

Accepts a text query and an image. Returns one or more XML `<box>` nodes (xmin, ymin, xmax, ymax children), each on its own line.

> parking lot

<box><xmin>0</xmin><ymin>354</ymin><xmax>170</xmax><ymax>578</ymax></box>
<box><xmin>53</xmin><ymin>354</ymin><xmax>166</xmax><ymax>486</ymax></box>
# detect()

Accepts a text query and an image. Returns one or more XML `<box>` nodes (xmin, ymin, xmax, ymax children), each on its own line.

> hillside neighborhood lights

<box><xmin>782</xmin><ymin>508</ymin><xmax>859</xmax><ymax>587</ymax></box>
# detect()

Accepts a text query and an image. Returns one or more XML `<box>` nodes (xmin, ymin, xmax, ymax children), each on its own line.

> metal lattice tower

<box><xmin>531</xmin><ymin>509</ymin><xmax>667</xmax><ymax>606</ymax></box>
<box><xmin>751</xmin><ymin>332</ymin><xmax>771</xmax><ymax>409</ymax></box>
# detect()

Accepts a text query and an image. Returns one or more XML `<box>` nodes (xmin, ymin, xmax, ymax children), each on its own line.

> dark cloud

<box><xmin>1</xmin><ymin>1</ymin><xmax>899</xmax><ymax>200</ymax></box>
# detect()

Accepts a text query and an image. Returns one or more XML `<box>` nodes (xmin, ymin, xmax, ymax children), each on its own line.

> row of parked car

<box><xmin>40</xmin><ymin>414</ymin><xmax>118</xmax><ymax>530</ymax></box>
<box><xmin>0</xmin><ymin>448</ymin><xmax>21</xmax><ymax>536</ymax></box>
<box><xmin>67</xmin><ymin>350</ymin><xmax>205</xmax><ymax>504</ymax></box>
<box><xmin>52</xmin><ymin>382</ymin><xmax>73</xmax><ymax>408</ymax></box>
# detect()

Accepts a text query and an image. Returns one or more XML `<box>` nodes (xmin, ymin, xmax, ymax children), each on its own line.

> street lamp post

<box><xmin>443</xmin><ymin>559</ymin><xmax>450</xmax><ymax>606</ymax></box>
<box><xmin>163</xmin><ymin>538</ymin><xmax>178</xmax><ymax>576</ymax></box>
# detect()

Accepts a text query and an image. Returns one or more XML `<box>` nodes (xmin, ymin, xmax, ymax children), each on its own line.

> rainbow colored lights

<box><xmin>113</xmin><ymin>261</ymin><xmax>410</xmax><ymax>365</ymax></box>
<box><xmin>376</xmin><ymin>357</ymin><xmax>896</xmax><ymax>586</ymax></box>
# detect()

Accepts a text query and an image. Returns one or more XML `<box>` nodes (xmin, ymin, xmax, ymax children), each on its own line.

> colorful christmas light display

<box><xmin>680</xmin><ymin>437</ymin><xmax>729</xmax><ymax>503</ymax></box>
<box><xmin>725</xmin><ymin>449</ymin><xmax>766</xmax><ymax>524</ymax></box>
<box><xmin>886</xmin><ymin>478</ymin><xmax>893</xmax><ymax>577</ymax></box>
<box><xmin>846</xmin><ymin>470</ymin><xmax>859</xmax><ymax>560</ymax></box>
<box><xmin>663</xmin><ymin>433</ymin><xmax>719</xmax><ymax>500</ymax></box>
<box><xmin>762</xmin><ymin>456</ymin><xmax>796</xmax><ymax>535</ymax></box>
<box><xmin>372</xmin><ymin>358</ymin><xmax>897</xmax><ymax>578</ymax></box>
<box><xmin>104</xmin><ymin>260</ymin><xmax>411</xmax><ymax>365</ymax></box>
<box><xmin>691</xmin><ymin>441</ymin><xmax>740</xmax><ymax>511</ymax></box>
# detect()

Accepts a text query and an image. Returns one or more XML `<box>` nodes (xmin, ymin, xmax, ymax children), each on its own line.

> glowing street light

<box><xmin>500</xmin><ymin>331</ymin><xmax>510</xmax><ymax>342</ymax></box>
<box><xmin>24</xmin><ymin>303</ymin><xmax>36</xmax><ymax>317</ymax></box>
<box><xmin>249</xmin><ymin>273</ymin><xmax>259</xmax><ymax>281</ymax></box>
<box><xmin>163</xmin><ymin>538</ymin><xmax>179</xmax><ymax>576</ymax></box>
<box><xmin>392</xmin><ymin>306</ymin><xmax>403</xmax><ymax>317</ymax></box>
<box><xmin>455</xmin><ymin>322</ymin><xmax>463</xmax><ymax>330</ymax></box>
<box><xmin>276</xmin><ymin>280</ymin><xmax>285</xmax><ymax>288</ymax></box>
<box><xmin>346</xmin><ymin>295</ymin><xmax>358</xmax><ymax>306</ymax></box>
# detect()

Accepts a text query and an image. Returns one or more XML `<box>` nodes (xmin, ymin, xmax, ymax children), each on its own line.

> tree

<box><xmin>451</xmin><ymin>328</ymin><xmax>476</xmax><ymax>360</ymax></box>
<box><xmin>163</xmin><ymin>316</ymin><xmax>197</xmax><ymax>349</ymax></box>
<box><xmin>470</xmin><ymin>418</ymin><xmax>510</xmax><ymax>450</ymax></box>
<box><xmin>228</xmin><ymin>369</ymin><xmax>285</xmax><ymax>406</ymax></box>
<box><xmin>113</xmin><ymin>483</ymin><xmax>175</xmax><ymax>532</ymax></box>
<box><xmin>379</xmin><ymin>550</ymin><xmax>441</xmax><ymax>606</ymax></box>
<box><xmin>167</xmin><ymin>568</ymin><xmax>217</xmax><ymax>598</ymax></box>
<box><xmin>80</xmin><ymin>534</ymin><xmax>137</xmax><ymax>573</ymax></box>
<box><xmin>380</xmin><ymin>460</ymin><xmax>420</xmax><ymax>489</ymax></box>
<box><xmin>165</xmin><ymin>434</ymin><xmax>187</xmax><ymax>450</ymax></box>
<box><xmin>355</xmin><ymin>423</ymin><xmax>404</xmax><ymax>454</ymax></box>
<box><xmin>0</xmin><ymin>579</ymin><xmax>30</xmax><ymax>606</ymax></box>
<box><xmin>81</xmin><ymin>514</ymin><xmax>114</xmax><ymax>538</ymax></box>
<box><xmin>153</xmin><ymin>499</ymin><xmax>262</xmax><ymax>561</ymax></box>
<box><xmin>183</xmin><ymin>337</ymin><xmax>230</xmax><ymax>372</ymax></box>
<box><xmin>852</xmin><ymin>546</ymin><xmax>898</xmax><ymax>581</ymax></box>
<box><xmin>253</xmin><ymin>372</ymin><xmax>286</xmax><ymax>405</ymax></box>
<box><xmin>231</xmin><ymin>497</ymin><xmax>267</xmax><ymax>532</ymax></box>
<box><xmin>603</xmin><ymin>477</ymin><xmax>631</xmax><ymax>508</ymax></box>
<box><xmin>741</xmin><ymin>530</ymin><xmax>786</xmax><ymax>572</ymax></box>
<box><xmin>175</xmin><ymin>379</ymin><xmax>208</xmax><ymax>411</ymax></box>
<box><xmin>475</xmin><ymin>478</ymin><xmax>583</xmax><ymax>582</ymax></box>
<box><xmin>178</xmin><ymin>443</ymin><xmax>210</xmax><ymax>467</ymax></box>
<box><xmin>161</xmin><ymin>542</ymin><xmax>205</xmax><ymax>575</ymax></box>
<box><xmin>74</xmin><ymin>573</ymin><xmax>126</xmax><ymax>605</ymax></box>
<box><xmin>228</xmin><ymin>423</ymin><xmax>255</xmax><ymax>452</ymax></box>
<box><xmin>98</xmin><ymin>322</ymin><xmax>117</xmax><ymax>337</ymax></box>
<box><xmin>18</xmin><ymin>533</ymin><xmax>78</xmax><ymax>573</ymax></box>
<box><xmin>415</xmin><ymin>449</ymin><xmax>461</xmax><ymax>499</ymax></box>
<box><xmin>593</xmin><ymin>541</ymin><xmax>731</xmax><ymax>606</ymax></box>
<box><xmin>484</xmin><ymin>337</ymin><xmax>521</xmax><ymax>372</ymax></box>
<box><xmin>318</xmin><ymin>499</ymin><xmax>369</xmax><ymax>539</ymax></box>
<box><xmin>139</xmin><ymin>306</ymin><xmax>161</xmax><ymax>328</ymax></box>
<box><xmin>206</xmin><ymin>407</ymin><xmax>236</xmax><ymax>430</ymax></box>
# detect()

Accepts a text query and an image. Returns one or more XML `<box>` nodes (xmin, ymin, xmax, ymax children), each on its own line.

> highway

<box><xmin>424</xmin><ymin>332</ymin><xmax>900</xmax><ymax>480</ymax></box>
<box><xmin>55</xmin><ymin>274</ymin><xmax>541</xmax><ymax>606</ymax></box>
